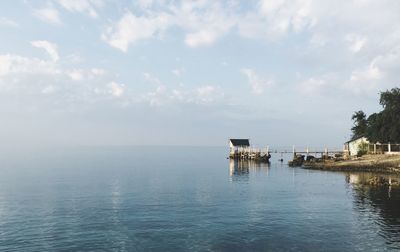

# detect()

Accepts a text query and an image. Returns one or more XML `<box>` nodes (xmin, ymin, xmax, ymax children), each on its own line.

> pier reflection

<box><xmin>229</xmin><ymin>159</ymin><xmax>270</xmax><ymax>178</ymax></box>
<box><xmin>346</xmin><ymin>173</ymin><xmax>400</xmax><ymax>247</ymax></box>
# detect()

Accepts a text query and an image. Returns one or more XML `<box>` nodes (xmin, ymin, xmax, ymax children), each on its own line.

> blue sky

<box><xmin>0</xmin><ymin>0</ymin><xmax>399</xmax><ymax>148</ymax></box>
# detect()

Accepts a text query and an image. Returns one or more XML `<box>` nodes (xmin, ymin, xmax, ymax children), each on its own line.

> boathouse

<box><xmin>229</xmin><ymin>139</ymin><xmax>250</xmax><ymax>155</ymax></box>
<box><xmin>344</xmin><ymin>137</ymin><xmax>369</xmax><ymax>156</ymax></box>
<box><xmin>229</xmin><ymin>139</ymin><xmax>250</xmax><ymax>149</ymax></box>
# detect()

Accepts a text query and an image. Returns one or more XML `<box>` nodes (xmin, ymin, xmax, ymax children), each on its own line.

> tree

<box><xmin>379</xmin><ymin>87</ymin><xmax>400</xmax><ymax>110</ymax></box>
<box><xmin>362</xmin><ymin>88</ymin><xmax>400</xmax><ymax>143</ymax></box>
<box><xmin>377</xmin><ymin>88</ymin><xmax>400</xmax><ymax>142</ymax></box>
<box><xmin>351</xmin><ymin>110</ymin><xmax>367</xmax><ymax>140</ymax></box>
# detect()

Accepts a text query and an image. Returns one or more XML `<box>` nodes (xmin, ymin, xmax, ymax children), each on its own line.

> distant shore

<box><xmin>303</xmin><ymin>154</ymin><xmax>400</xmax><ymax>174</ymax></box>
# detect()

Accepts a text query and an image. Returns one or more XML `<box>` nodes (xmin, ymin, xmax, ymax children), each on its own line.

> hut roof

<box><xmin>345</xmin><ymin>136</ymin><xmax>367</xmax><ymax>144</ymax></box>
<box><xmin>230</xmin><ymin>139</ymin><xmax>250</xmax><ymax>146</ymax></box>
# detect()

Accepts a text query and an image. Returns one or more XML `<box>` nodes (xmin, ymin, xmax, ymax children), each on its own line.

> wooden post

<box><xmin>388</xmin><ymin>142</ymin><xmax>391</xmax><ymax>153</ymax></box>
<box><xmin>374</xmin><ymin>144</ymin><xmax>376</xmax><ymax>154</ymax></box>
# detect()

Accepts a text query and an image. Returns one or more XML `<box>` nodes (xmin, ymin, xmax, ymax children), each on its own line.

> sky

<box><xmin>0</xmin><ymin>0</ymin><xmax>399</xmax><ymax>148</ymax></box>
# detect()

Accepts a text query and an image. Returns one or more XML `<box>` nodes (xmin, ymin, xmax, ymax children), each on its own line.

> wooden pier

<box><xmin>228</xmin><ymin>139</ymin><xmax>346</xmax><ymax>163</ymax></box>
<box><xmin>284</xmin><ymin>146</ymin><xmax>347</xmax><ymax>166</ymax></box>
<box><xmin>270</xmin><ymin>146</ymin><xmax>346</xmax><ymax>158</ymax></box>
<box><xmin>229</xmin><ymin>139</ymin><xmax>271</xmax><ymax>162</ymax></box>
<box><xmin>229</xmin><ymin>147</ymin><xmax>271</xmax><ymax>161</ymax></box>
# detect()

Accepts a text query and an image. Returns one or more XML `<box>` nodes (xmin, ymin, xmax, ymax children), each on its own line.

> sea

<box><xmin>0</xmin><ymin>146</ymin><xmax>399</xmax><ymax>251</ymax></box>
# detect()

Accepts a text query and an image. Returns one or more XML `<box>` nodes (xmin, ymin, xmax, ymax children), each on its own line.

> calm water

<box><xmin>0</xmin><ymin>146</ymin><xmax>399</xmax><ymax>251</ymax></box>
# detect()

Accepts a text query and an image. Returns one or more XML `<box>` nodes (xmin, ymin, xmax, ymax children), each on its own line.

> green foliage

<box><xmin>351</xmin><ymin>110</ymin><xmax>367</xmax><ymax>140</ymax></box>
<box><xmin>357</xmin><ymin>141</ymin><xmax>369</xmax><ymax>157</ymax></box>
<box><xmin>351</xmin><ymin>88</ymin><xmax>400</xmax><ymax>143</ymax></box>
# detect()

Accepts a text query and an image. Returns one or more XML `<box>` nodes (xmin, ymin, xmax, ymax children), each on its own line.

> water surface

<box><xmin>0</xmin><ymin>146</ymin><xmax>399</xmax><ymax>251</ymax></box>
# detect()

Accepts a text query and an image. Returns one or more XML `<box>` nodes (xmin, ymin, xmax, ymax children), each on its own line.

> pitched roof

<box><xmin>345</xmin><ymin>136</ymin><xmax>367</xmax><ymax>144</ymax></box>
<box><xmin>230</xmin><ymin>139</ymin><xmax>250</xmax><ymax>146</ymax></box>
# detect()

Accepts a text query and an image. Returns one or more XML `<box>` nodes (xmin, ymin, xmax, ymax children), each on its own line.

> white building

<box><xmin>229</xmin><ymin>139</ymin><xmax>250</xmax><ymax>154</ymax></box>
<box><xmin>344</xmin><ymin>137</ymin><xmax>369</xmax><ymax>156</ymax></box>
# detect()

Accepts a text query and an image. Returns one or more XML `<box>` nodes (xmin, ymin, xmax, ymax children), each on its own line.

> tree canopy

<box><xmin>351</xmin><ymin>88</ymin><xmax>400</xmax><ymax>143</ymax></box>
<box><xmin>351</xmin><ymin>110</ymin><xmax>367</xmax><ymax>140</ymax></box>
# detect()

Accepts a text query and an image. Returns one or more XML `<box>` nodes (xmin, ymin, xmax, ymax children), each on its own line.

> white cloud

<box><xmin>0</xmin><ymin>54</ymin><xmax>60</xmax><ymax>76</ymax></box>
<box><xmin>102</xmin><ymin>11</ymin><xmax>171</xmax><ymax>52</ymax></box>
<box><xmin>176</xmin><ymin>1</ymin><xmax>237</xmax><ymax>48</ymax></box>
<box><xmin>136</xmin><ymin>0</ymin><xmax>154</xmax><ymax>9</ymax></box>
<box><xmin>68</xmin><ymin>68</ymin><xmax>106</xmax><ymax>81</ymax></box>
<box><xmin>67</xmin><ymin>69</ymin><xmax>84</xmax><ymax>81</ymax></box>
<box><xmin>172</xmin><ymin>67</ymin><xmax>185</xmax><ymax>77</ymax></box>
<box><xmin>143</xmin><ymin>85</ymin><xmax>168</xmax><ymax>106</ymax></box>
<box><xmin>108</xmin><ymin>81</ymin><xmax>124</xmax><ymax>97</ymax></box>
<box><xmin>184</xmin><ymin>30</ymin><xmax>217</xmax><ymax>48</ymax></box>
<box><xmin>103</xmin><ymin>1</ymin><xmax>237</xmax><ymax>51</ymax></box>
<box><xmin>0</xmin><ymin>17</ymin><xmax>18</xmax><ymax>27</ymax></box>
<box><xmin>239</xmin><ymin>0</ymin><xmax>316</xmax><ymax>39</ymax></box>
<box><xmin>195</xmin><ymin>85</ymin><xmax>223</xmax><ymax>103</ymax></box>
<box><xmin>31</xmin><ymin>40</ymin><xmax>59</xmax><ymax>62</ymax></box>
<box><xmin>298</xmin><ymin>77</ymin><xmax>327</xmax><ymax>94</ymax></box>
<box><xmin>346</xmin><ymin>34</ymin><xmax>367</xmax><ymax>53</ymax></box>
<box><xmin>90</xmin><ymin>68</ymin><xmax>105</xmax><ymax>76</ymax></box>
<box><xmin>346</xmin><ymin>62</ymin><xmax>383</xmax><ymax>94</ymax></box>
<box><xmin>143</xmin><ymin>72</ymin><xmax>161</xmax><ymax>85</ymax></box>
<box><xmin>310</xmin><ymin>34</ymin><xmax>326</xmax><ymax>47</ymax></box>
<box><xmin>55</xmin><ymin>0</ymin><xmax>104</xmax><ymax>18</ymax></box>
<box><xmin>33</xmin><ymin>7</ymin><xmax>62</xmax><ymax>25</ymax></box>
<box><xmin>241</xmin><ymin>68</ymin><xmax>273</xmax><ymax>95</ymax></box>
<box><xmin>41</xmin><ymin>85</ymin><xmax>56</xmax><ymax>94</ymax></box>
<box><xmin>0</xmin><ymin>50</ymin><xmax>111</xmax><ymax>105</ymax></box>
<box><xmin>141</xmin><ymin>84</ymin><xmax>224</xmax><ymax>107</ymax></box>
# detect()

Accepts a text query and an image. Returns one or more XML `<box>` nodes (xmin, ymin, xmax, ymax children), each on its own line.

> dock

<box><xmin>229</xmin><ymin>146</ymin><xmax>271</xmax><ymax>161</ymax></box>
<box><xmin>229</xmin><ymin>139</ymin><xmax>271</xmax><ymax>162</ymax></box>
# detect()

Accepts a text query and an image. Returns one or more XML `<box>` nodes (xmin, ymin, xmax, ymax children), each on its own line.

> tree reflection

<box><xmin>346</xmin><ymin>173</ymin><xmax>400</xmax><ymax>247</ymax></box>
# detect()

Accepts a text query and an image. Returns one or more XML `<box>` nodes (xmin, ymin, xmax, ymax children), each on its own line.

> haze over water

<box><xmin>0</xmin><ymin>146</ymin><xmax>399</xmax><ymax>251</ymax></box>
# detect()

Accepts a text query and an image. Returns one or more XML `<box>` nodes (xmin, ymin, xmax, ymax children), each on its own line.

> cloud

<box><xmin>55</xmin><ymin>0</ymin><xmax>104</xmax><ymax>18</ymax></box>
<box><xmin>33</xmin><ymin>7</ymin><xmax>62</xmax><ymax>25</ymax></box>
<box><xmin>31</xmin><ymin>40</ymin><xmax>59</xmax><ymax>62</ymax></box>
<box><xmin>345</xmin><ymin>60</ymin><xmax>383</xmax><ymax>95</ymax></box>
<box><xmin>0</xmin><ymin>17</ymin><xmax>18</xmax><ymax>27</ymax></box>
<box><xmin>0</xmin><ymin>48</ymin><xmax>109</xmax><ymax>104</ymax></box>
<box><xmin>102</xmin><ymin>11</ymin><xmax>171</xmax><ymax>52</ymax></box>
<box><xmin>67</xmin><ymin>69</ymin><xmax>84</xmax><ymax>81</ymax></box>
<box><xmin>241</xmin><ymin>68</ymin><xmax>274</xmax><ymax>95</ymax></box>
<box><xmin>108</xmin><ymin>81</ymin><xmax>124</xmax><ymax>97</ymax></box>
<box><xmin>136</xmin><ymin>0</ymin><xmax>155</xmax><ymax>9</ymax></box>
<box><xmin>41</xmin><ymin>85</ymin><xmax>56</xmax><ymax>94</ymax></box>
<box><xmin>238</xmin><ymin>0</ymin><xmax>316</xmax><ymax>39</ymax></box>
<box><xmin>346</xmin><ymin>34</ymin><xmax>367</xmax><ymax>53</ymax></box>
<box><xmin>103</xmin><ymin>1</ymin><xmax>237</xmax><ymax>51</ymax></box>
<box><xmin>178</xmin><ymin>2</ymin><xmax>237</xmax><ymax>48</ymax></box>
<box><xmin>143</xmin><ymin>72</ymin><xmax>161</xmax><ymax>85</ymax></box>
<box><xmin>172</xmin><ymin>67</ymin><xmax>185</xmax><ymax>77</ymax></box>
<box><xmin>195</xmin><ymin>85</ymin><xmax>223</xmax><ymax>103</ymax></box>
<box><xmin>298</xmin><ymin>77</ymin><xmax>327</xmax><ymax>94</ymax></box>
<box><xmin>141</xmin><ymin>84</ymin><xmax>224</xmax><ymax>107</ymax></box>
<box><xmin>0</xmin><ymin>54</ymin><xmax>60</xmax><ymax>76</ymax></box>
<box><xmin>67</xmin><ymin>68</ymin><xmax>105</xmax><ymax>81</ymax></box>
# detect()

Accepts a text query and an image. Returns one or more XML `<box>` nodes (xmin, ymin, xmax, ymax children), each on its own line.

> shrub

<box><xmin>357</xmin><ymin>141</ymin><xmax>369</xmax><ymax>157</ymax></box>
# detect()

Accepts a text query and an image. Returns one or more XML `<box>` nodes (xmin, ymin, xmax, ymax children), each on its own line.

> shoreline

<box><xmin>302</xmin><ymin>154</ymin><xmax>400</xmax><ymax>174</ymax></box>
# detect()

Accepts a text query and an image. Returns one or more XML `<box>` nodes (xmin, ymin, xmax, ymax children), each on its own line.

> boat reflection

<box><xmin>229</xmin><ymin>159</ymin><xmax>270</xmax><ymax>178</ymax></box>
<box><xmin>346</xmin><ymin>173</ymin><xmax>400</xmax><ymax>247</ymax></box>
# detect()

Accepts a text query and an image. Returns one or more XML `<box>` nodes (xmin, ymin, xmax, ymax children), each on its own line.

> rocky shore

<box><xmin>302</xmin><ymin>154</ymin><xmax>400</xmax><ymax>174</ymax></box>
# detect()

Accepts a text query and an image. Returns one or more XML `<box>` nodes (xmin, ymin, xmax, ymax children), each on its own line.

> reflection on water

<box><xmin>1</xmin><ymin>147</ymin><xmax>400</xmax><ymax>251</ymax></box>
<box><xmin>229</xmin><ymin>159</ymin><xmax>270</xmax><ymax>178</ymax></box>
<box><xmin>346</xmin><ymin>173</ymin><xmax>400</xmax><ymax>248</ymax></box>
